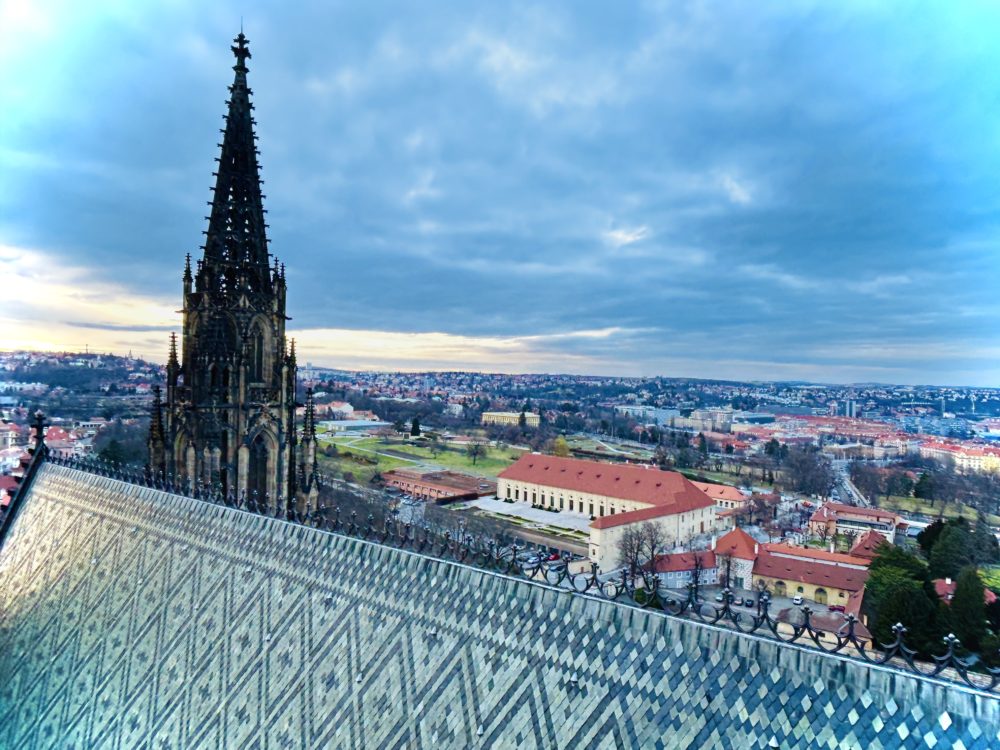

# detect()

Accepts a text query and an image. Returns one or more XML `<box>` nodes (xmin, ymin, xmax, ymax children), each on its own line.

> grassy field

<box><xmin>318</xmin><ymin>434</ymin><xmax>524</xmax><ymax>480</ymax></box>
<box><xmin>981</xmin><ymin>566</ymin><xmax>1000</xmax><ymax>590</ymax></box>
<box><xmin>875</xmin><ymin>495</ymin><xmax>1000</xmax><ymax>526</ymax></box>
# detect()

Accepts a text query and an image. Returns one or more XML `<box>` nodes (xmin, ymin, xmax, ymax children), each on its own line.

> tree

<box><xmin>617</xmin><ymin>525</ymin><xmax>644</xmax><ymax>575</ymax></box>
<box><xmin>697</xmin><ymin>433</ymin><xmax>708</xmax><ymax>458</ymax></box>
<box><xmin>948</xmin><ymin>566</ymin><xmax>989</xmax><ymax>650</ymax></box>
<box><xmin>410</xmin><ymin>417</ymin><xmax>421</xmax><ymax>437</ymax></box>
<box><xmin>917</xmin><ymin>519</ymin><xmax>946</xmax><ymax>556</ymax></box>
<box><xmin>782</xmin><ymin>448</ymin><xmax>835</xmax><ymax>496</ymax></box>
<box><xmin>518</xmin><ymin>410</ymin><xmax>528</xmax><ymax>429</ymax></box>
<box><xmin>427</xmin><ymin>434</ymin><xmax>442</xmax><ymax>457</ymax></box>
<box><xmin>551</xmin><ymin>435</ymin><xmax>570</xmax><ymax>457</ymax></box>
<box><xmin>914</xmin><ymin>473</ymin><xmax>934</xmax><ymax>500</ymax></box>
<box><xmin>928</xmin><ymin>525</ymin><xmax>975</xmax><ymax>580</ymax></box>
<box><xmin>972</xmin><ymin>518</ymin><xmax>1000</xmax><ymax>565</ymax></box>
<box><xmin>98</xmin><ymin>439</ymin><xmax>128</xmax><ymax>465</ymax></box>
<box><xmin>865</xmin><ymin>546</ymin><xmax>940</xmax><ymax>654</ymax></box>
<box><xmin>392</xmin><ymin>418</ymin><xmax>406</xmax><ymax>433</ymax></box>
<box><xmin>638</xmin><ymin>521</ymin><xmax>667</xmax><ymax>567</ymax></box>
<box><xmin>886</xmin><ymin>471</ymin><xmax>914</xmax><ymax>499</ymax></box>
<box><xmin>466</xmin><ymin>442</ymin><xmax>487</xmax><ymax>466</ymax></box>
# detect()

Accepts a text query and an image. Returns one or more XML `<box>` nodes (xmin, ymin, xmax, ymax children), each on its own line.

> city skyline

<box><xmin>3</xmin><ymin>2</ymin><xmax>1000</xmax><ymax>386</ymax></box>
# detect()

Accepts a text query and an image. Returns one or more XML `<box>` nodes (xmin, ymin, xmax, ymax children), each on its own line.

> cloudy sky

<box><xmin>2</xmin><ymin>1</ymin><xmax>999</xmax><ymax>385</ymax></box>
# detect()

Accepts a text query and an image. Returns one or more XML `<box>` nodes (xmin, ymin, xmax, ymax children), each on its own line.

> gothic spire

<box><xmin>199</xmin><ymin>31</ymin><xmax>271</xmax><ymax>295</ymax></box>
<box><xmin>303</xmin><ymin>387</ymin><xmax>317</xmax><ymax>443</ymax></box>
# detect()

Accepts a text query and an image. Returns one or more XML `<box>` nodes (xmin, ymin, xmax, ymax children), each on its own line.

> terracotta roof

<box><xmin>933</xmin><ymin>579</ymin><xmax>998</xmax><ymax>605</ymax></box>
<box><xmin>848</xmin><ymin>530</ymin><xmax>886</xmax><ymax>560</ymax></box>
<box><xmin>690</xmin><ymin>481</ymin><xmax>745</xmax><ymax>503</ymax></box>
<box><xmin>754</xmin><ymin>546</ymin><xmax>870</xmax><ymax>593</ymax></box>
<box><xmin>763</xmin><ymin>543</ymin><xmax>870</xmax><ymax>567</ymax></box>
<box><xmin>651</xmin><ymin>550</ymin><xmax>716</xmax><ymax>573</ymax></box>
<box><xmin>714</xmin><ymin>527</ymin><xmax>759</xmax><ymax>560</ymax></box>
<box><xmin>591</xmin><ymin>504</ymin><xmax>690</xmax><ymax>530</ymax></box>
<box><xmin>500</xmin><ymin>454</ymin><xmax>714</xmax><ymax>512</ymax></box>
<box><xmin>809</xmin><ymin>502</ymin><xmax>900</xmax><ymax>525</ymax></box>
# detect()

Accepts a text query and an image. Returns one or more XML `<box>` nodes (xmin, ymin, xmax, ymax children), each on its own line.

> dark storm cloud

<box><xmin>2</xmin><ymin>1</ymin><xmax>999</xmax><ymax>383</ymax></box>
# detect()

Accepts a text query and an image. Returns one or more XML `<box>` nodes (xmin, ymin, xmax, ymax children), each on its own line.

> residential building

<box><xmin>649</xmin><ymin>550</ymin><xmax>717</xmax><ymax>589</ymax></box>
<box><xmin>713</xmin><ymin>527</ymin><xmax>760</xmax><ymax>591</ymax></box>
<box><xmin>481</xmin><ymin>411</ymin><xmax>540</xmax><ymax>428</ymax></box>
<box><xmin>752</xmin><ymin>544</ymin><xmax>870</xmax><ymax>605</ymax></box>
<box><xmin>808</xmin><ymin>502</ymin><xmax>901</xmax><ymax>542</ymax></box>
<box><xmin>691</xmin><ymin>480</ymin><xmax>748</xmax><ymax>526</ymax></box>
<box><xmin>933</xmin><ymin>577</ymin><xmax>998</xmax><ymax>606</ymax></box>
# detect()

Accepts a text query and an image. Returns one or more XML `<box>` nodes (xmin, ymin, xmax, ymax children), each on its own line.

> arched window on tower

<box><xmin>250</xmin><ymin>327</ymin><xmax>265</xmax><ymax>382</ymax></box>
<box><xmin>248</xmin><ymin>434</ymin><xmax>269</xmax><ymax>501</ymax></box>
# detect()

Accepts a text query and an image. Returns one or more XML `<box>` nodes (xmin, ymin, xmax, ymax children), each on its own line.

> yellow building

<box><xmin>481</xmin><ymin>411</ymin><xmax>540</xmax><ymax>428</ymax></box>
<box><xmin>751</xmin><ymin>544</ymin><xmax>869</xmax><ymax>605</ymax></box>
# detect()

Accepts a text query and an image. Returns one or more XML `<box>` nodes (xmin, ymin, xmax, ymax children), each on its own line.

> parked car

<box><xmin>792</xmin><ymin>594</ymin><xmax>804</xmax><ymax>605</ymax></box>
<box><xmin>715</xmin><ymin>592</ymin><xmax>725</xmax><ymax>603</ymax></box>
<box><xmin>744</xmin><ymin>598</ymin><xmax>756</xmax><ymax>608</ymax></box>
<box><xmin>546</xmin><ymin>552</ymin><xmax>560</xmax><ymax>561</ymax></box>
<box><xmin>828</xmin><ymin>604</ymin><xmax>846</xmax><ymax>613</ymax></box>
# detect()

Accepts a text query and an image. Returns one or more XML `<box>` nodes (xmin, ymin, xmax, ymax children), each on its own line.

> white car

<box><xmin>792</xmin><ymin>594</ymin><xmax>804</xmax><ymax>605</ymax></box>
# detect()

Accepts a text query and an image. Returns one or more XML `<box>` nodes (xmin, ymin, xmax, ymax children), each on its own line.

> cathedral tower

<box><xmin>149</xmin><ymin>32</ymin><xmax>316</xmax><ymax>513</ymax></box>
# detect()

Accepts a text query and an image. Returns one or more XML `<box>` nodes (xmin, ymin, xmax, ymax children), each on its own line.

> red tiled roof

<box><xmin>933</xmin><ymin>579</ymin><xmax>998</xmax><ymax>605</ymax></box>
<box><xmin>809</xmin><ymin>502</ymin><xmax>900</xmax><ymax>525</ymax></box>
<box><xmin>500</xmin><ymin>454</ymin><xmax>714</xmax><ymax>512</ymax></box>
<box><xmin>690</xmin><ymin>481</ymin><xmax>745</xmax><ymax>503</ymax></box>
<box><xmin>591</xmin><ymin>504</ymin><xmax>688</xmax><ymax>530</ymax></box>
<box><xmin>714</xmin><ymin>527</ymin><xmax>759</xmax><ymax>560</ymax></box>
<box><xmin>651</xmin><ymin>550</ymin><xmax>716</xmax><ymax>573</ymax></box>
<box><xmin>754</xmin><ymin>546</ymin><xmax>870</xmax><ymax>593</ymax></box>
<box><xmin>763</xmin><ymin>543</ymin><xmax>870</xmax><ymax>567</ymax></box>
<box><xmin>848</xmin><ymin>530</ymin><xmax>887</xmax><ymax>560</ymax></box>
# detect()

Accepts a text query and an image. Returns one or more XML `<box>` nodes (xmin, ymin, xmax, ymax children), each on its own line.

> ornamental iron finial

<box><xmin>232</xmin><ymin>31</ymin><xmax>251</xmax><ymax>72</ymax></box>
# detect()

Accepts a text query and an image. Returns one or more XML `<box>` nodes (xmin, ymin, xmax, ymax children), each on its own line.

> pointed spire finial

<box><xmin>168</xmin><ymin>332</ymin><xmax>179</xmax><ymax>366</ymax></box>
<box><xmin>184</xmin><ymin>253</ymin><xmax>192</xmax><ymax>281</ymax></box>
<box><xmin>232</xmin><ymin>31</ymin><xmax>251</xmax><ymax>72</ymax></box>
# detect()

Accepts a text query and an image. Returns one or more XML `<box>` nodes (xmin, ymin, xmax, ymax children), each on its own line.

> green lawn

<box><xmin>319</xmin><ymin>434</ymin><xmax>524</xmax><ymax>479</ymax></box>
<box><xmin>981</xmin><ymin>566</ymin><xmax>1000</xmax><ymax>591</ymax></box>
<box><xmin>875</xmin><ymin>495</ymin><xmax>1000</xmax><ymax>525</ymax></box>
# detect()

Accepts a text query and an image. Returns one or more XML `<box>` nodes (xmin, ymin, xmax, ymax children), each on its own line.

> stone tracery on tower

<box><xmin>148</xmin><ymin>32</ymin><xmax>317</xmax><ymax>514</ymax></box>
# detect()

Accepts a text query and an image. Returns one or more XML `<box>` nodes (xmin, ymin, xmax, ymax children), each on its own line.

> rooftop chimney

<box><xmin>945</xmin><ymin>577</ymin><xmax>952</xmax><ymax>585</ymax></box>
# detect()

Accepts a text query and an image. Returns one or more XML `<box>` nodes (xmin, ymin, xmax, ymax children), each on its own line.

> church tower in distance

<box><xmin>149</xmin><ymin>32</ymin><xmax>318</xmax><ymax>514</ymax></box>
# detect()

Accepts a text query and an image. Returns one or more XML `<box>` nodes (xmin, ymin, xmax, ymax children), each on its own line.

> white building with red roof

<box><xmin>497</xmin><ymin>454</ymin><xmax>716</xmax><ymax>570</ymax></box>
<box><xmin>808</xmin><ymin>502</ymin><xmax>901</xmax><ymax>542</ymax></box>
<box><xmin>713</xmin><ymin>527</ymin><xmax>760</xmax><ymax>591</ymax></box>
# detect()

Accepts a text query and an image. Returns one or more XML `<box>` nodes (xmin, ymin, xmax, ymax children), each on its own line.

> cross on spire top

<box><xmin>232</xmin><ymin>32</ymin><xmax>251</xmax><ymax>72</ymax></box>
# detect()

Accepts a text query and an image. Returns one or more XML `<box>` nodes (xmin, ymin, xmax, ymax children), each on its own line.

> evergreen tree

<box><xmin>973</xmin><ymin>518</ymin><xmax>1000</xmax><ymax>565</ymax></box>
<box><xmin>917</xmin><ymin>519</ymin><xmax>946</xmax><ymax>556</ymax></box>
<box><xmin>698</xmin><ymin>433</ymin><xmax>708</xmax><ymax>456</ymax></box>
<box><xmin>949</xmin><ymin>566</ymin><xmax>988</xmax><ymax>650</ymax></box>
<box><xmin>914</xmin><ymin>472</ymin><xmax>934</xmax><ymax>500</ymax></box>
<box><xmin>410</xmin><ymin>417</ymin><xmax>421</xmax><ymax>437</ymax></box>
<box><xmin>928</xmin><ymin>525</ymin><xmax>975</xmax><ymax>579</ymax></box>
<box><xmin>870</xmin><ymin>576</ymin><xmax>939</xmax><ymax>654</ymax></box>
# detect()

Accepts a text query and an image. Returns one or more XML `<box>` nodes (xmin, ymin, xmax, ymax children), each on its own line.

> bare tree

<box><xmin>617</xmin><ymin>525</ymin><xmax>644</xmax><ymax>575</ymax></box>
<box><xmin>639</xmin><ymin>521</ymin><xmax>667</xmax><ymax>568</ymax></box>
<box><xmin>466</xmin><ymin>441</ymin><xmax>487</xmax><ymax>466</ymax></box>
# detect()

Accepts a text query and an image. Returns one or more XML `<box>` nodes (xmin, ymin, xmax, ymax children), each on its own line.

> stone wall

<box><xmin>0</xmin><ymin>463</ymin><xmax>997</xmax><ymax>749</ymax></box>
